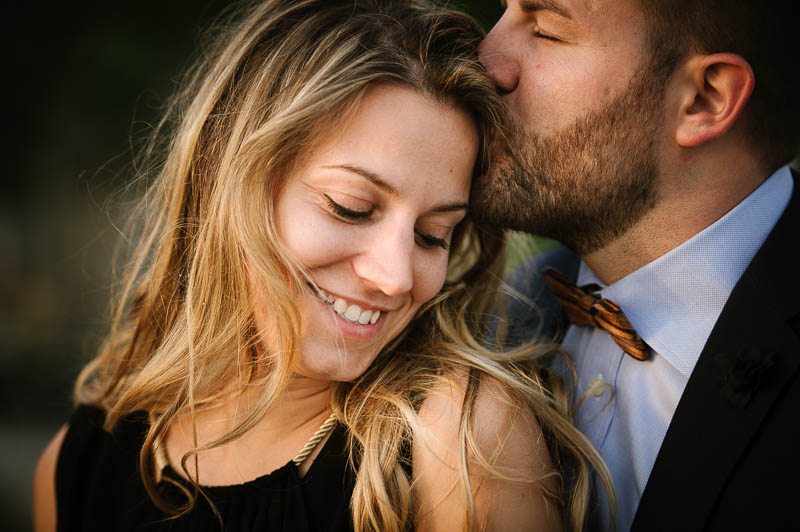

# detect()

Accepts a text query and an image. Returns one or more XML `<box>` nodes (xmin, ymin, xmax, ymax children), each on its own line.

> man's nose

<box><xmin>352</xmin><ymin>228</ymin><xmax>414</xmax><ymax>297</ymax></box>
<box><xmin>479</xmin><ymin>22</ymin><xmax>521</xmax><ymax>94</ymax></box>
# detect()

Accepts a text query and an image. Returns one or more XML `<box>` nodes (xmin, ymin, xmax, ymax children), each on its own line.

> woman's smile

<box><xmin>310</xmin><ymin>282</ymin><xmax>385</xmax><ymax>325</ymax></box>
<box><xmin>305</xmin><ymin>282</ymin><xmax>388</xmax><ymax>341</ymax></box>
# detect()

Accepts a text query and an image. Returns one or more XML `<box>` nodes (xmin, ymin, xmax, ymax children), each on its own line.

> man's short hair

<box><xmin>639</xmin><ymin>0</ymin><xmax>799</xmax><ymax>169</ymax></box>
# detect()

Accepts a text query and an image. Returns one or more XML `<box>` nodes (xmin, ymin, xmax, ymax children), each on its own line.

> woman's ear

<box><xmin>672</xmin><ymin>53</ymin><xmax>755</xmax><ymax>148</ymax></box>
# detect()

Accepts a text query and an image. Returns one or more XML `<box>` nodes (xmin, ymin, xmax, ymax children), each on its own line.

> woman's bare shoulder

<box><xmin>33</xmin><ymin>424</ymin><xmax>69</xmax><ymax>532</ymax></box>
<box><xmin>413</xmin><ymin>371</ymin><xmax>563</xmax><ymax>531</ymax></box>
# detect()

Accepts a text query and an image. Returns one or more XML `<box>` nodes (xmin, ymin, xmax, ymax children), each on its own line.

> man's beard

<box><xmin>471</xmin><ymin>67</ymin><xmax>666</xmax><ymax>256</ymax></box>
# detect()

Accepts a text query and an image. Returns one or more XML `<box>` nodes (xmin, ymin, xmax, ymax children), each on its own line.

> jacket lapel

<box><xmin>631</xmin><ymin>169</ymin><xmax>800</xmax><ymax>531</ymax></box>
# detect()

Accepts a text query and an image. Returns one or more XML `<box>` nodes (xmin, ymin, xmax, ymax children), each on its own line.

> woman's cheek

<box><xmin>413</xmin><ymin>254</ymin><xmax>449</xmax><ymax>303</ymax></box>
<box><xmin>282</xmin><ymin>214</ymin><xmax>357</xmax><ymax>267</ymax></box>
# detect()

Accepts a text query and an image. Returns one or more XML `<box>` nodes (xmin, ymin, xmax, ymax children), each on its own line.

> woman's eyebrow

<box><xmin>323</xmin><ymin>164</ymin><xmax>398</xmax><ymax>196</ymax></box>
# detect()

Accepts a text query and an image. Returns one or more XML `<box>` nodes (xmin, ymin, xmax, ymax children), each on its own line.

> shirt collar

<box><xmin>576</xmin><ymin>165</ymin><xmax>794</xmax><ymax>377</ymax></box>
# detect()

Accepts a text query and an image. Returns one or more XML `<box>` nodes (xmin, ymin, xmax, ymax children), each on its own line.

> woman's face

<box><xmin>272</xmin><ymin>84</ymin><xmax>478</xmax><ymax>381</ymax></box>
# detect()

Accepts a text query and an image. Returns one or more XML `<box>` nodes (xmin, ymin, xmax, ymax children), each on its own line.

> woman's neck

<box><xmin>267</xmin><ymin>374</ymin><xmax>333</xmax><ymax>431</ymax></box>
<box><xmin>163</xmin><ymin>374</ymin><xmax>334</xmax><ymax>485</ymax></box>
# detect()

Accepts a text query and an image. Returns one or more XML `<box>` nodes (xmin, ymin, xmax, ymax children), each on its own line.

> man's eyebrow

<box><xmin>432</xmin><ymin>202</ymin><xmax>469</xmax><ymax>214</ymax></box>
<box><xmin>323</xmin><ymin>164</ymin><xmax>398</xmax><ymax>195</ymax></box>
<box><xmin>519</xmin><ymin>0</ymin><xmax>573</xmax><ymax>19</ymax></box>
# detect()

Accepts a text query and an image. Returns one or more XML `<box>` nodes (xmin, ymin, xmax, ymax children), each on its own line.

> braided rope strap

<box><xmin>292</xmin><ymin>413</ymin><xmax>338</xmax><ymax>467</ymax></box>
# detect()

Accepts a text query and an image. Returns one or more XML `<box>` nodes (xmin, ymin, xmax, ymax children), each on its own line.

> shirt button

<box><xmin>588</xmin><ymin>376</ymin><xmax>607</xmax><ymax>397</ymax></box>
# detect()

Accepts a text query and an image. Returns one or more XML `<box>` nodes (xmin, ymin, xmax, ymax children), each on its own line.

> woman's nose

<box><xmin>352</xmin><ymin>229</ymin><xmax>414</xmax><ymax>297</ymax></box>
<box><xmin>479</xmin><ymin>21</ymin><xmax>520</xmax><ymax>94</ymax></box>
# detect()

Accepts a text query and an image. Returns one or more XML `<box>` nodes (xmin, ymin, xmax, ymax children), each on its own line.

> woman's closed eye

<box><xmin>324</xmin><ymin>194</ymin><xmax>373</xmax><ymax>221</ymax></box>
<box><xmin>324</xmin><ymin>193</ymin><xmax>452</xmax><ymax>250</ymax></box>
<box><xmin>415</xmin><ymin>230</ymin><xmax>449</xmax><ymax>250</ymax></box>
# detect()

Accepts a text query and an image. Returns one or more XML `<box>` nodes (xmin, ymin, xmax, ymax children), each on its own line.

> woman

<box><xmin>34</xmin><ymin>1</ymin><xmax>611</xmax><ymax>531</ymax></box>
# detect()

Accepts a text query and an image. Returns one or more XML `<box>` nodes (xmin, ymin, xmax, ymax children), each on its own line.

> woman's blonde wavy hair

<box><xmin>75</xmin><ymin>0</ymin><xmax>613</xmax><ymax>530</ymax></box>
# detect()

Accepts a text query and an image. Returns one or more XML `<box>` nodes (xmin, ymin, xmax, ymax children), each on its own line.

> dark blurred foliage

<box><xmin>4</xmin><ymin>0</ymin><xmax>244</xmax><ymax>423</ymax></box>
<box><xmin>1</xmin><ymin>1</ymin><xmax>501</xmax><ymax>530</ymax></box>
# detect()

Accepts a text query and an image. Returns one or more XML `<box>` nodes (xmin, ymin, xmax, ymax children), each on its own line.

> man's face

<box><xmin>473</xmin><ymin>0</ymin><xmax>668</xmax><ymax>255</ymax></box>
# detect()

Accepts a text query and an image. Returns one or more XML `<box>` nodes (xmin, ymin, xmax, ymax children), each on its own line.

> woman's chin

<box><xmin>293</xmin><ymin>353</ymin><xmax>377</xmax><ymax>383</ymax></box>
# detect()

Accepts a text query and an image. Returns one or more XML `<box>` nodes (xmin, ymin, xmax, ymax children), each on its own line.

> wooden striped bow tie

<box><xmin>541</xmin><ymin>267</ymin><xmax>649</xmax><ymax>361</ymax></box>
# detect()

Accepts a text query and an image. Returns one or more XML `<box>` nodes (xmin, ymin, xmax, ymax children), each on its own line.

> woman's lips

<box><xmin>308</xmin><ymin>283</ymin><xmax>386</xmax><ymax>325</ymax></box>
<box><xmin>306</xmin><ymin>282</ymin><xmax>388</xmax><ymax>339</ymax></box>
<box><xmin>317</xmin><ymin>296</ymin><xmax>386</xmax><ymax>340</ymax></box>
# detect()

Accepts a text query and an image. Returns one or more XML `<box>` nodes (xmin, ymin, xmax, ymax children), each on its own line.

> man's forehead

<box><xmin>518</xmin><ymin>0</ymin><xmax>573</xmax><ymax>18</ymax></box>
<box><xmin>507</xmin><ymin>0</ymin><xmax>611</xmax><ymax>16</ymax></box>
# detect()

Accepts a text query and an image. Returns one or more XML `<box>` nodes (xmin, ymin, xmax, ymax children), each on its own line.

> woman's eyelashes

<box><xmin>415</xmin><ymin>230</ymin><xmax>449</xmax><ymax>250</ymax></box>
<box><xmin>324</xmin><ymin>194</ymin><xmax>372</xmax><ymax>221</ymax></box>
<box><xmin>323</xmin><ymin>194</ymin><xmax>451</xmax><ymax>250</ymax></box>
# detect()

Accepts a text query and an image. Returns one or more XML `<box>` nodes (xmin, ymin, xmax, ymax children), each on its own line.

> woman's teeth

<box><xmin>317</xmin><ymin>288</ymin><xmax>381</xmax><ymax>325</ymax></box>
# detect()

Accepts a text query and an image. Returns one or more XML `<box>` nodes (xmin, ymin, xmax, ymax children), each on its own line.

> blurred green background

<box><xmin>2</xmin><ymin>1</ymin><xmax>503</xmax><ymax>530</ymax></box>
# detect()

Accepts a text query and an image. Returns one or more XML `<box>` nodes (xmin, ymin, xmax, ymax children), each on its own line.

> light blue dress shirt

<box><xmin>565</xmin><ymin>165</ymin><xmax>794</xmax><ymax>531</ymax></box>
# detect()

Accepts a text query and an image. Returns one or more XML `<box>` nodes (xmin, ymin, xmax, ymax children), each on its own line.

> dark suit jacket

<box><xmin>508</xmin><ymin>169</ymin><xmax>800</xmax><ymax>531</ymax></box>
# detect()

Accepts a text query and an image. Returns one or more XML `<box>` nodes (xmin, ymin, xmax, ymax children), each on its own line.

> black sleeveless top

<box><xmin>55</xmin><ymin>405</ymin><xmax>355</xmax><ymax>532</ymax></box>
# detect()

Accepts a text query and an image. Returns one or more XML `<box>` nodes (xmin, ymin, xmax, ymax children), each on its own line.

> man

<box><xmin>474</xmin><ymin>0</ymin><xmax>800</xmax><ymax>530</ymax></box>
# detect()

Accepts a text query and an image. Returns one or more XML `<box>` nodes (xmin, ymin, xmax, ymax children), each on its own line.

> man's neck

<box><xmin>583</xmin><ymin>154</ymin><xmax>772</xmax><ymax>285</ymax></box>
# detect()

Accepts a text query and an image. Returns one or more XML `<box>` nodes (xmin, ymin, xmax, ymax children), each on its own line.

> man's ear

<box><xmin>672</xmin><ymin>53</ymin><xmax>754</xmax><ymax>148</ymax></box>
